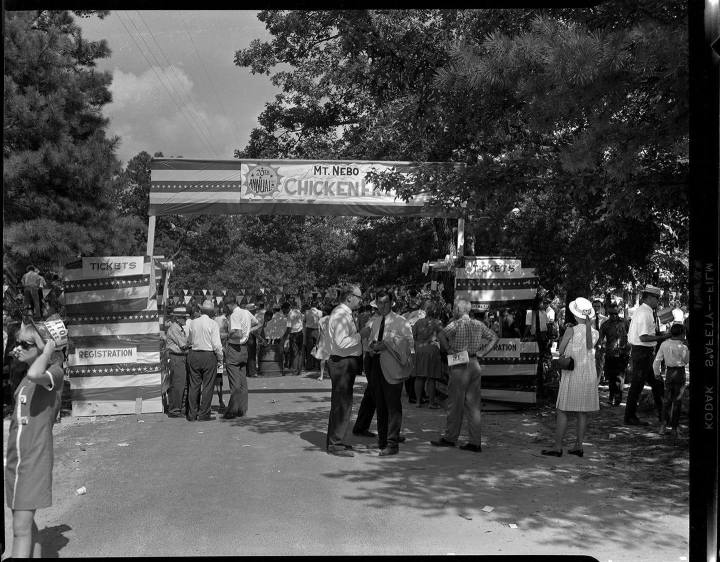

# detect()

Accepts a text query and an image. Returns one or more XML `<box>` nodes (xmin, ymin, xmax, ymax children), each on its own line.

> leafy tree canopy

<box><xmin>234</xmin><ymin>4</ymin><xmax>688</xmax><ymax>298</ymax></box>
<box><xmin>3</xmin><ymin>10</ymin><xmax>143</xmax><ymax>272</ymax></box>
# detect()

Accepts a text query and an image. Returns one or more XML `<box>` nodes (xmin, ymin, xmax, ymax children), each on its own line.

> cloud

<box><xmin>106</xmin><ymin>66</ymin><xmax>240</xmax><ymax>164</ymax></box>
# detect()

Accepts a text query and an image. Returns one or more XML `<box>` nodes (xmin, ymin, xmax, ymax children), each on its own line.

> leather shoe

<box><xmin>459</xmin><ymin>443</ymin><xmax>482</xmax><ymax>453</ymax></box>
<box><xmin>327</xmin><ymin>448</ymin><xmax>354</xmax><ymax>457</ymax></box>
<box><xmin>430</xmin><ymin>437</ymin><xmax>456</xmax><ymax>447</ymax></box>
<box><xmin>197</xmin><ymin>415</ymin><xmax>216</xmax><ymax>421</ymax></box>
<box><xmin>186</xmin><ymin>416</ymin><xmax>196</xmax><ymax>422</ymax></box>
<box><xmin>379</xmin><ymin>447</ymin><xmax>399</xmax><ymax>456</ymax></box>
<box><xmin>352</xmin><ymin>429</ymin><xmax>376</xmax><ymax>438</ymax></box>
<box><xmin>167</xmin><ymin>412</ymin><xmax>183</xmax><ymax>418</ymax></box>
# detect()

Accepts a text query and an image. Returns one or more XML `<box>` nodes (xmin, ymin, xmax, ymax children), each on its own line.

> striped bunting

<box><xmin>67</xmin><ymin>364</ymin><xmax>161</xmax><ymax>377</ymax></box>
<box><xmin>149</xmin><ymin>158</ymin><xmax>458</xmax><ymax>218</ymax></box>
<box><xmin>64</xmin><ymin>256</ymin><xmax>163</xmax><ymax>416</ymax></box>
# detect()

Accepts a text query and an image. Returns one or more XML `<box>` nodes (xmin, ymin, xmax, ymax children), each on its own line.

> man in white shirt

<box><xmin>624</xmin><ymin>285</ymin><xmax>671</xmax><ymax>426</ymax></box>
<box><xmin>185</xmin><ymin>300</ymin><xmax>224</xmax><ymax>421</ymax></box>
<box><xmin>223</xmin><ymin>295</ymin><xmax>258</xmax><ymax>418</ymax></box>
<box><xmin>248</xmin><ymin>301</ymin><xmax>266</xmax><ymax>377</ymax></box>
<box><xmin>281</xmin><ymin>302</ymin><xmax>304</xmax><ymax>376</ymax></box>
<box><xmin>303</xmin><ymin>301</ymin><xmax>323</xmax><ymax>371</ymax></box>
<box><xmin>325</xmin><ymin>285</ymin><xmax>372</xmax><ymax>457</ymax></box>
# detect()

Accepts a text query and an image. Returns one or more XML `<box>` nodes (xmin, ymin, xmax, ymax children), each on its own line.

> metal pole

<box><xmin>146</xmin><ymin>215</ymin><xmax>156</xmax><ymax>257</ymax></box>
<box><xmin>457</xmin><ymin>218</ymin><xmax>465</xmax><ymax>257</ymax></box>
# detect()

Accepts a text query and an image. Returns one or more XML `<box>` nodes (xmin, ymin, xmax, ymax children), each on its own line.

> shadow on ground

<box><xmin>36</xmin><ymin>524</ymin><xmax>72</xmax><ymax>558</ymax></box>
<box><xmin>227</xmin><ymin>380</ymin><xmax>688</xmax><ymax>552</ymax></box>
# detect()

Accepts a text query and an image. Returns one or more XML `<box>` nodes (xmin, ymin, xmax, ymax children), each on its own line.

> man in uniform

<box><xmin>624</xmin><ymin>285</ymin><xmax>671</xmax><ymax>426</ymax></box>
<box><xmin>165</xmin><ymin>307</ymin><xmax>190</xmax><ymax>418</ymax></box>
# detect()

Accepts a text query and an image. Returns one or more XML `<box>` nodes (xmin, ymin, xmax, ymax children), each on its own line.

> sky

<box><xmin>77</xmin><ymin>10</ymin><xmax>280</xmax><ymax>166</ymax></box>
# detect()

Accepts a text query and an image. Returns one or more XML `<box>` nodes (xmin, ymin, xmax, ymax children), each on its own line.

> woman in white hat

<box><xmin>542</xmin><ymin>297</ymin><xmax>600</xmax><ymax>458</ymax></box>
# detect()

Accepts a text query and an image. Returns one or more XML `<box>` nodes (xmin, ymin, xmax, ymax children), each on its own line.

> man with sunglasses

<box><xmin>325</xmin><ymin>285</ymin><xmax>372</xmax><ymax>457</ymax></box>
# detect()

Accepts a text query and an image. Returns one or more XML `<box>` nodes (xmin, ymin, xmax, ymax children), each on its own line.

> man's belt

<box><xmin>169</xmin><ymin>351</ymin><xmax>187</xmax><ymax>356</ymax></box>
<box><xmin>330</xmin><ymin>354</ymin><xmax>361</xmax><ymax>361</ymax></box>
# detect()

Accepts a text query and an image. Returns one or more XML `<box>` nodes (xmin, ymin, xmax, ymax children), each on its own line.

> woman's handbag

<box><xmin>554</xmin><ymin>355</ymin><xmax>574</xmax><ymax>371</ymax></box>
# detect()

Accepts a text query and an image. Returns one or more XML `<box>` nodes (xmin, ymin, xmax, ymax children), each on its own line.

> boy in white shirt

<box><xmin>653</xmin><ymin>323</ymin><xmax>689</xmax><ymax>437</ymax></box>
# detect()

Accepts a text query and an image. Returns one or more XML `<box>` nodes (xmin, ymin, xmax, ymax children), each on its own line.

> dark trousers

<box><xmin>604</xmin><ymin>354</ymin><xmax>628</xmax><ymax>404</ymax></box>
<box><xmin>625</xmin><ymin>346</ymin><xmax>664</xmax><ymax>421</ymax></box>
<box><xmin>353</xmin><ymin>355</ymin><xmax>377</xmax><ymax>433</ymax></box>
<box><xmin>225</xmin><ymin>343</ymin><xmax>249</xmax><ymax>413</ymax></box>
<box><xmin>372</xmin><ymin>357</ymin><xmax>403</xmax><ymax>450</ymax></box>
<box><xmin>662</xmin><ymin>367</ymin><xmax>686</xmax><ymax>429</ymax></box>
<box><xmin>186</xmin><ymin>350</ymin><xmax>217</xmax><ymax>420</ymax></box>
<box><xmin>167</xmin><ymin>353</ymin><xmax>188</xmax><ymax>415</ymax></box>
<box><xmin>285</xmin><ymin>331</ymin><xmax>304</xmax><ymax>374</ymax></box>
<box><xmin>304</xmin><ymin>328</ymin><xmax>319</xmax><ymax>370</ymax></box>
<box><xmin>247</xmin><ymin>334</ymin><xmax>257</xmax><ymax>377</ymax></box>
<box><xmin>23</xmin><ymin>286</ymin><xmax>41</xmax><ymax>317</ymax></box>
<box><xmin>326</xmin><ymin>355</ymin><xmax>361</xmax><ymax>450</ymax></box>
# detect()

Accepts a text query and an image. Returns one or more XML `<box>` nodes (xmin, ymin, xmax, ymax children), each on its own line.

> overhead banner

<box><xmin>149</xmin><ymin>158</ymin><xmax>459</xmax><ymax>217</ymax></box>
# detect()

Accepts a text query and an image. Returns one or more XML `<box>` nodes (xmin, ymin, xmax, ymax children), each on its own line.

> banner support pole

<box><xmin>146</xmin><ymin>215</ymin><xmax>156</xmax><ymax>257</ymax></box>
<box><xmin>457</xmin><ymin>218</ymin><xmax>465</xmax><ymax>257</ymax></box>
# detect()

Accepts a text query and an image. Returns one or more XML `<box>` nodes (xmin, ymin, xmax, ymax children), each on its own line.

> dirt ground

<box><xmin>3</xmin><ymin>375</ymin><xmax>689</xmax><ymax>559</ymax></box>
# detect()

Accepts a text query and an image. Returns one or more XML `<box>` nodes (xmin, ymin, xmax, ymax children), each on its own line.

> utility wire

<box><xmin>133</xmin><ymin>11</ymin><xmax>223</xmax><ymax>158</ymax></box>
<box><xmin>180</xmin><ymin>13</ymin><xmax>244</xmax><ymax>146</ymax></box>
<box><xmin>124</xmin><ymin>11</ymin><xmax>220</xmax><ymax>158</ymax></box>
<box><xmin>116</xmin><ymin>11</ymin><xmax>220</xmax><ymax>158</ymax></box>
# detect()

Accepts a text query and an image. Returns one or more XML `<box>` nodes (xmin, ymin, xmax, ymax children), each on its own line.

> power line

<box><xmin>123</xmin><ymin>11</ymin><xmax>220</xmax><ymax>158</ymax></box>
<box><xmin>180</xmin><ymin>13</ymin><xmax>244</xmax><ymax>146</ymax></box>
<box><xmin>116</xmin><ymin>12</ymin><xmax>220</xmax><ymax>158</ymax></box>
<box><xmin>133</xmin><ymin>11</ymin><xmax>223</xmax><ymax>158</ymax></box>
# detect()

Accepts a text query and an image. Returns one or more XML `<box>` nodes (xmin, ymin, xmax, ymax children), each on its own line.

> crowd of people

<box><xmin>2</xmin><ymin>268</ymin><xmax>691</xmax><ymax>556</ymax></box>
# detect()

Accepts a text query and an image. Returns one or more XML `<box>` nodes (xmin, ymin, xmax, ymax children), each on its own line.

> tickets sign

<box><xmin>74</xmin><ymin>347</ymin><xmax>138</xmax><ymax>365</ymax></box>
<box><xmin>82</xmin><ymin>257</ymin><xmax>144</xmax><ymax>278</ymax></box>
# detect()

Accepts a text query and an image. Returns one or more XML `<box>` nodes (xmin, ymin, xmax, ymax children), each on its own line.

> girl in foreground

<box><xmin>5</xmin><ymin>322</ymin><xmax>65</xmax><ymax>557</ymax></box>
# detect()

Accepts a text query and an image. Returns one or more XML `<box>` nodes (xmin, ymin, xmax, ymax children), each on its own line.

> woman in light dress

<box><xmin>312</xmin><ymin>305</ymin><xmax>333</xmax><ymax>381</ymax></box>
<box><xmin>542</xmin><ymin>297</ymin><xmax>600</xmax><ymax>458</ymax></box>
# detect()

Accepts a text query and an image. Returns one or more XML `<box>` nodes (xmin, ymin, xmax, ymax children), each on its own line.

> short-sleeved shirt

<box><xmin>627</xmin><ymin>303</ymin><xmax>657</xmax><ymax>347</ymax></box>
<box><xmin>443</xmin><ymin>315</ymin><xmax>497</xmax><ymax>356</ymax></box>
<box><xmin>599</xmin><ymin>318</ymin><xmax>628</xmax><ymax>356</ymax></box>
<box><xmin>213</xmin><ymin>315</ymin><xmax>229</xmax><ymax>342</ymax></box>
<box><xmin>305</xmin><ymin>307</ymin><xmax>322</xmax><ymax>330</ymax></box>
<box><xmin>228</xmin><ymin>307</ymin><xmax>256</xmax><ymax>344</ymax></box>
<box><xmin>5</xmin><ymin>362</ymin><xmax>65</xmax><ymax>509</ymax></box>
<box><xmin>286</xmin><ymin>309</ymin><xmax>304</xmax><ymax>333</ymax></box>
<box><xmin>413</xmin><ymin>317</ymin><xmax>441</xmax><ymax>345</ymax></box>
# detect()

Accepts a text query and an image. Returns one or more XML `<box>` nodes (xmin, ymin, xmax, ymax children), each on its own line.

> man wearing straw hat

<box><xmin>624</xmin><ymin>285</ymin><xmax>671</xmax><ymax>426</ymax></box>
<box><xmin>185</xmin><ymin>300</ymin><xmax>224</xmax><ymax>421</ymax></box>
<box><xmin>165</xmin><ymin>307</ymin><xmax>190</xmax><ymax>418</ymax></box>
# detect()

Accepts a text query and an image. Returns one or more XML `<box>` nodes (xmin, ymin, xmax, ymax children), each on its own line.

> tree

<box><xmin>234</xmin><ymin>5</ymin><xmax>688</xmax><ymax>297</ymax></box>
<box><xmin>3</xmin><ymin>10</ymin><xmax>143</xmax><ymax>272</ymax></box>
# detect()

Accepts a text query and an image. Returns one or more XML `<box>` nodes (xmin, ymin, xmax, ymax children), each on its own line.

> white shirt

<box><xmin>327</xmin><ymin>303</ymin><xmax>362</xmax><ymax>357</ymax></box>
<box><xmin>627</xmin><ymin>302</ymin><xmax>657</xmax><ymax>347</ymax></box>
<box><xmin>305</xmin><ymin>307</ymin><xmax>322</xmax><ymax>330</ymax></box>
<box><xmin>228</xmin><ymin>306</ymin><xmax>257</xmax><ymax>344</ymax></box>
<box><xmin>186</xmin><ymin>315</ymin><xmax>223</xmax><ymax>360</ymax></box>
